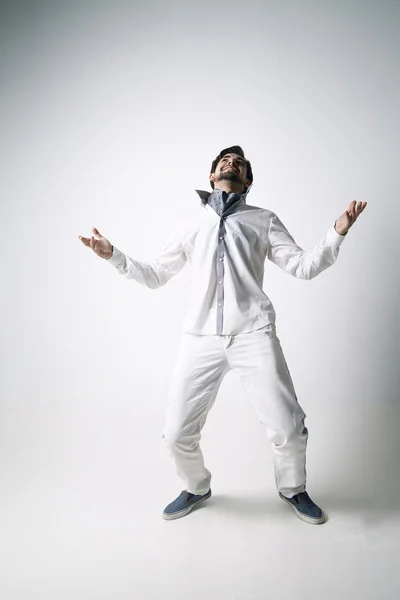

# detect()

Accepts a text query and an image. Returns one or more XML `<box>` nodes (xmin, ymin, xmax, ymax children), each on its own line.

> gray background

<box><xmin>1</xmin><ymin>0</ymin><xmax>399</xmax><ymax>598</ymax></box>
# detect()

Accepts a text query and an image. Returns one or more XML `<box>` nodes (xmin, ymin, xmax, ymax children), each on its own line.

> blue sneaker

<box><xmin>279</xmin><ymin>491</ymin><xmax>326</xmax><ymax>525</ymax></box>
<box><xmin>162</xmin><ymin>489</ymin><xmax>212</xmax><ymax>520</ymax></box>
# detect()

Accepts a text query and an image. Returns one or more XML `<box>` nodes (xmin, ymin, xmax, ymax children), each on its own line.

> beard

<box><xmin>215</xmin><ymin>169</ymin><xmax>243</xmax><ymax>185</ymax></box>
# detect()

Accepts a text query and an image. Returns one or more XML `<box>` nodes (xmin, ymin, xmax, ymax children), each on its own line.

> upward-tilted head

<box><xmin>209</xmin><ymin>145</ymin><xmax>253</xmax><ymax>194</ymax></box>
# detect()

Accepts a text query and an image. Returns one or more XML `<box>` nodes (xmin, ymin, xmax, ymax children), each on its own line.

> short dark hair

<box><xmin>210</xmin><ymin>145</ymin><xmax>253</xmax><ymax>192</ymax></box>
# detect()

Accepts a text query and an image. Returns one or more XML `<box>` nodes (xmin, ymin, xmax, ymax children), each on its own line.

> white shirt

<box><xmin>107</xmin><ymin>188</ymin><xmax>346</xmax><ymax>335</ymax></box>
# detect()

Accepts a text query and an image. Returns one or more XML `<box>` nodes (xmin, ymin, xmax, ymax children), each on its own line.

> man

<box><xmin>79</xmin><ymin>145</ymin><xmax>367</xmax><ymax>525</ymax></box>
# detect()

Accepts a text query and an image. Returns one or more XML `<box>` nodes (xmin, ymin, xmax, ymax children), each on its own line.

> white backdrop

<box><xmin>1</xmin><ymin>1</ymin><xmax>399</xmax><ymax>598</ymax></box>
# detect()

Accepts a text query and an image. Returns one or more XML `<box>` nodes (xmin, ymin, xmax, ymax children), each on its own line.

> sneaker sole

<box><xmin>279</xmin><ymin>492</ymin><xmax>326</xmax><ymax>525</ymax></box>
<box><xmin>162</xmin><ymin>490</ymin><xmax>212</xmax><ymax>521</ymax></box>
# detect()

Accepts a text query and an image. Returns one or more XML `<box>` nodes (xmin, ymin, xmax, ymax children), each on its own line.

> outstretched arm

<box><xmin>267</xmin><ymin>201</ymin><xmax>367</xmax><ymax>280</ymax></box>
<box><xmin>107</xmin><ymin>227</ymin><xmax>187</xmax><ymax>289</ymax></box>
<box><xmin>79</xmin><ymin>224</ymin><xmax>187</xmax><ymax>289</ymax></box>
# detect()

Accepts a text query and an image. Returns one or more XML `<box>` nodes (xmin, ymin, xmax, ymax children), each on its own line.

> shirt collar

<box><xmin>195</xmin><ymin>184</ymin><xmax>253</xmax><ymax>206</ymax></box>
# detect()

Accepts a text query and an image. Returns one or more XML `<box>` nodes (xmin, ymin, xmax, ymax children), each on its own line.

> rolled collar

<box><xmin>195</xmin><ymin>184</ymin><xmax>252</xmax><ymax>206</ymax></box>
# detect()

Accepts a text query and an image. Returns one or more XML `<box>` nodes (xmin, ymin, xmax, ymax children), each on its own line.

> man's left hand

<box><xmin>335</xmin><ymin>201</ymin><xmax>367</xmax><ymax>235</ymax></box>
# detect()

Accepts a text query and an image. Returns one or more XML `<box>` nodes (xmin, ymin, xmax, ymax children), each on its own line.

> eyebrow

<box><xmin>221</xmin><ymin>155</ymin><xmax>245</xmax><ymax>163</ymax></box>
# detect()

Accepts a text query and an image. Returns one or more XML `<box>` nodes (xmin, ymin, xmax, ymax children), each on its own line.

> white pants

<box><xmin>162</xmin><ymin>323</ymin><xmax>308</xmax><ymax>498</ymax></box>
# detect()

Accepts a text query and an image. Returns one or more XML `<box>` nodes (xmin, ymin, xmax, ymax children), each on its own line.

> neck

<box><xmin>214</xmin><ymin>182</ymin><xmax>245</xmax><ymax>194</ymax></box>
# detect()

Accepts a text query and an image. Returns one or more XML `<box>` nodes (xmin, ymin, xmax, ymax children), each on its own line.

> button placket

<box><xmin>216</xmin><ymin>218</ymin><xmax>226</xmax><ymax>335</ymax></box>
<box><xmin>204</xmin><ymin>187</ymin><xmax>250</xmax><ymax>336</ymax></box>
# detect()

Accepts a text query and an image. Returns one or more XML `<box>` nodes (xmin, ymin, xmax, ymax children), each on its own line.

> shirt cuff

<box><xmin>326</xmin><ymin>225</ymin><xmax>347</xmax><ymax>248</ymax></box>
<box><xmin>106</xmin><ymin>246</ymin><xmax>125</xmax><ymax>267</ymax></box>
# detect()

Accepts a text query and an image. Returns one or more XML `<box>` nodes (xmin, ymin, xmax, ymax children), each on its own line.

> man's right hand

<box><xmin>78</xmin><ymin>227</ymin><xmax>113</xmax><ymax>259</ymax></box>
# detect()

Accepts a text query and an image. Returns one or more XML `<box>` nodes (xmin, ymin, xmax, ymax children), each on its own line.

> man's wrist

<box><xmin>334</xmin><ymin>222</ymin><xmax>347</xmax><ymax>236</ymax></box>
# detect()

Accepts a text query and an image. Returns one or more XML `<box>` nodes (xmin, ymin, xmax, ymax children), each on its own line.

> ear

<box><xmin>209</xmin><ymin>172</ymin><xmax>215</xmax><ymax>183</ymax></box>
<box><xmin>244</xmin><ymin>179</ymin><xmax>252</xmax><ymax>191</ymax></box>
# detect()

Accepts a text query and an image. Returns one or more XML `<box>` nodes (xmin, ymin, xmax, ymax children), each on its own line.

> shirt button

<box><xmin>218</xmin><ymin>280</ymin><xmax>223</xmax><ymax>284</ymax></box>
<box><xmin>218</xmin><ymin>258</ymin><xmax>223</xmax><ymax>262</ymax></box>
<box><xmin>219</xmin><ymin>236</ymin><xmax>224</xmax><ymax>240</ymax></box>
<box><xmin>218</xmin><ymin>303</ymin><xmax>223</xmax><ymax>307</ymax></box>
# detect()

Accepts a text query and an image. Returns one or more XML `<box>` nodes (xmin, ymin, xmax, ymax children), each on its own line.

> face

<box><xmin>210</xmin><ymin>153</ymin><xmax>251</xmax><ymax>192</ymax></box>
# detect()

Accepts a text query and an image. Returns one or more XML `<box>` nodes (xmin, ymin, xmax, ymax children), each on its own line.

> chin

<box><xmin>221</xmin><ymin>175</ymin><xmax>241</xmax><ymax>184</ymax></box>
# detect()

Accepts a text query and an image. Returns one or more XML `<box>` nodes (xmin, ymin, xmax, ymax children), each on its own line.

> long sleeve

<box><xmin>106</xmin><ymin>224</ymin><xmax>187</xmax><ymax>289</ymax></box>
<box><xmin>267</xmin><ymin>213</ymin><xmax>346</xmax><ymax>280</ymax></box>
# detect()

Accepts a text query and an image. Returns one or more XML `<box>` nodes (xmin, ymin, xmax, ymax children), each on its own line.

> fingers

<box><xmin>79</xmin><ymin>234</ymin><xmax>100</xmax><ymax>255</ymax></box>
<box><xmin>78</xmin><ymin>228</ymin><xmax>105</xmax><ymax>254</ymax></box>
<box><xmin>346</xmin><ymin>201</ymin><xmax>367</xmax><ymax>225</ymax></box>
<box><xmin>78</xmin><ymin>235</ymin><xmax>91</xmax><ymax>247</ymax></box>
<box><xmin>79</xmin><ymin>227</ymin><xmax>103</xmax><ymax>243</ymax></box>
<box><xmin>354</xmin><ymin>201</ymin><xmax>367</xmax><ymax>217</ymax></box>
<box><xmin>348</xmin><ymin>200</ymin><xmax>356</xmax><ymax>216</ymax></box>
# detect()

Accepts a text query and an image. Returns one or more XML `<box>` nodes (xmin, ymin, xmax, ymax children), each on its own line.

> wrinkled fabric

<box><xmin>105</xmin><ymin>187</ymin><xmax>345</xmax><ymax>497</ymax></box>
<box><xmin>161</xmin><ymin>323</ymin><xmax>308</xmax><ymax>497</ymax></box>
<box><xmin>107</xmin><ymin>188</ymin><xmax>346</xmax><ymax>335</ymax></box>
<box><xmin>207</xmin><ymin>188</ymin><xmax>244</xmax><ymax>217</ymax></box>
